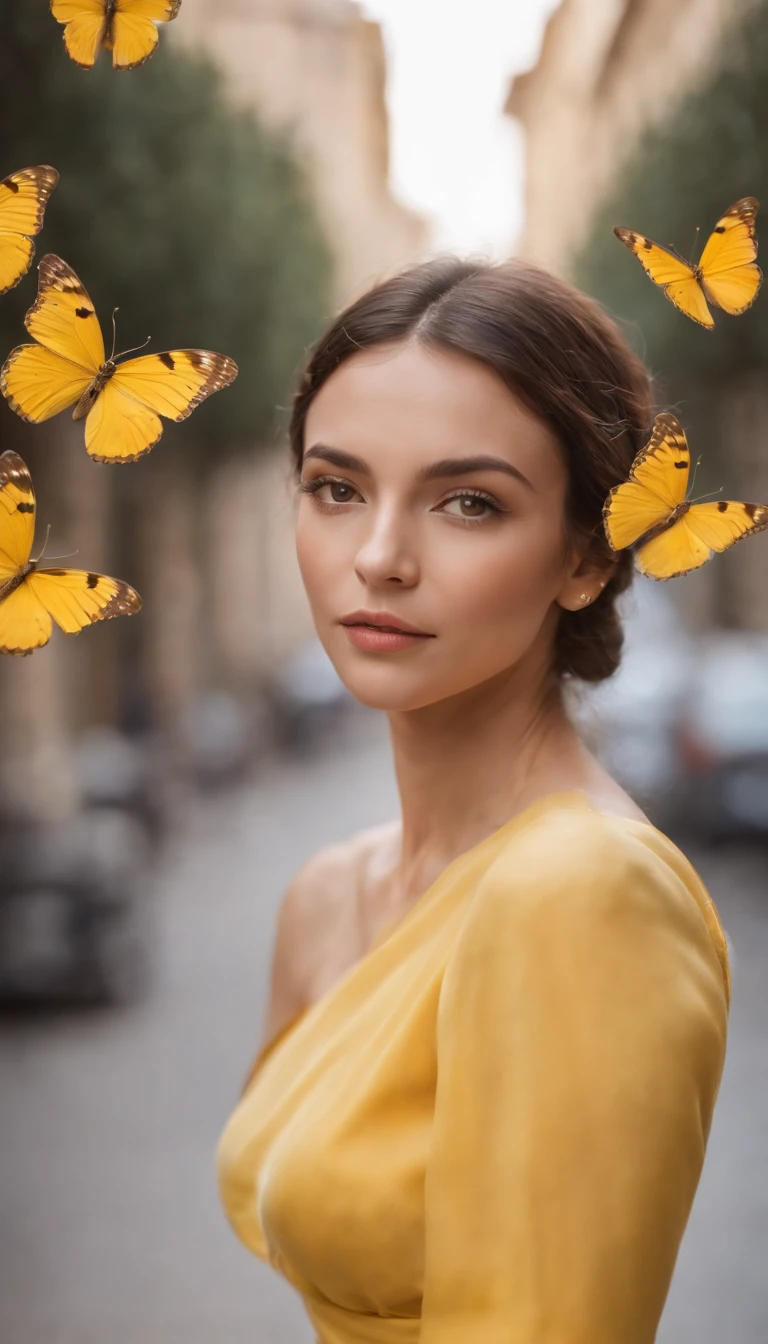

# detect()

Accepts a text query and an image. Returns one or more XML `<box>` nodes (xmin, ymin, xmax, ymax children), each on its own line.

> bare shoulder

<box><xmin>261</xmin><ymin>820</ymin><xmax>400</xmax><ymax>1045</ymax></box>
<box><xmin>584</xmin><ymin>784</ymin><xmax>648</xmax><ymax>825</ymax></box>
<box><xmin>577</xmin><ymin>751</ymin><xmax>650</xmax><ymax>825</ymax></box>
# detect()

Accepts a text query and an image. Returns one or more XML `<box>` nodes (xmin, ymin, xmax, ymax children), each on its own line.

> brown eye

<box><xmin>442</xmin><ymin>493</ymin><xmax>495</xmax><ymax>519</ymax></box>
<box><xmin>328</xmin><ymin>482</ymin><xmax>354</xmax><ymax>503</ymax></box>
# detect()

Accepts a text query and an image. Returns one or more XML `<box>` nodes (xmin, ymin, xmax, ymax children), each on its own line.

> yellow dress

<box><xmin>216</xmin><ymin>791</ymin><xmax>730</xmax><ymax>1344</ymax></box>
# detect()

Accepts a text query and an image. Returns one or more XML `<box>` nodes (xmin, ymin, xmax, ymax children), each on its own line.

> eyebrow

<box><xmin>302</xmin><ymin>444</ymin><xmax>535</xmax><ymax>491</ymax></box>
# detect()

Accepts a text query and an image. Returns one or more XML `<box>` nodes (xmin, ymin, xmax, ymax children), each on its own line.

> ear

<box><xmin>555</xmin><ymin>547</ymin><xmax>620</xmax><ymax>614</ymax></box>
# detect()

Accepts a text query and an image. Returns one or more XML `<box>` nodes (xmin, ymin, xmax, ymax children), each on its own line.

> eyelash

<box><xmin>297</xmin><ymin>474</ymin><xmax>503</xmax><ymax>525</ymax></box>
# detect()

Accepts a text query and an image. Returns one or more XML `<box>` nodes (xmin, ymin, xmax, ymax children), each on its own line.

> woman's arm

<box><xmin>419</xmin><ymin>814</ymin><xmax>729</xmax><ymax>1344</ymax></box>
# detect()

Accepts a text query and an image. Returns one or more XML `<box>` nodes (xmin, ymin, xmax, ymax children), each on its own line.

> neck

<box><xmin>386</xmin><ymin>639</ymin><xmax>588</xmax><ymax>900</ymax></box>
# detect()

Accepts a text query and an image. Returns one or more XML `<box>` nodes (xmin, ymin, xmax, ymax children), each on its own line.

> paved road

<box><xmin>1</xmin><ymin>709</ymin><xmax>766</xmax><ymax>1343</ymax></box>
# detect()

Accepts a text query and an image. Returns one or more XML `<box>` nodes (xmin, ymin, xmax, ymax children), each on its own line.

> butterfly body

<box><xmin>614</xmin><ymin>198</ymin><xmax>762</xmax><ymax>327</ymax></box>
<box><xmin>0</xmin><ymin>559</ymin><xmax>36</xmax><ymax>602</ymax></box>
<box><xmin>0</xmin><ymin>450</ymin><xmax>141</xmax><ymax>655</ymax></box>
<box><xmin>0</xmin><ymin>255</ymin><xmax>238</xmax><ymax>463</ymax></box>
<box><xmin>638</xmin><ymin>500</ymin><xmax>691</xmax><ymax>542</ymax></box>
<box><xmin>72</xmin><ymin>360</ymin><xmax>117</xmax><ymax>420</ymax></box>
<box><xmin>90</xmin><ymin>1</ymin><xmax>123</xmax><ymax>54</ymax></box>
<box><xmin>603</xmin><ymin>412</ymin><xmax>768</xmax><ymax>579</ymax></box>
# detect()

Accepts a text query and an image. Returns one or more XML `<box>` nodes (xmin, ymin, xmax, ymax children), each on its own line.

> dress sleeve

<box><xmin>419</xmin><ymin>816</ymin><xmax>729</xmax><ymax>1344</ymax></box>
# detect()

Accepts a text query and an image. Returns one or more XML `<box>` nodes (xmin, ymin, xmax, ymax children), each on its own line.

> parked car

<box><xmin>72</xmin><ymin>725</ymin><xmax>168</xmax><ymax>850</ymax></box>
<box><xmin>0</xmin><ymin>807</ymin><xmax>153</xmax><ymax>1008</ymax></box>
<box><xmin>673</xmin><ymin>632</ymin><xmax>768</xmax><ymax>842</ymax></box>
<box><xmin>573</xmin><ymin>578</ymin><xmax>694</xmax><ymax>817</ymax></box>
<box><xmin>180</xmin><ymin>690</ymin><xmax>272</xmax><ymax>790</ymax></box>
<box><xmin>267</xmin><ymin>637</ymin><xmax>353</xmax><ymax>751</ymax></box>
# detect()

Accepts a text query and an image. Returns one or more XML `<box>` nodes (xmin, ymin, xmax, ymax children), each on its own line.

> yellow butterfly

<box><xmin>0</xmin><ymin>166</ymin><xmax>59</xmax><ymax>296</ymax></box>
<box><xmin>51</xmin><ymin>0</ymin><xmax>182</xmax><ymax>71</ymax></box>
<box><xmin>0</xmin><ymin>254</ymin><xmax>238</xmax><ymax>463</ymax></box>
<box><xmin>603</xmin><ymin>412</ymin><xmax>768</xmax><ymax>580</ymax></box>
<box><xmin>0</xmin><ymin>449</ymin><xmax>141</xmax><ymax>655</ymax></box>
<box><xmin>613</xmin><ymin>197</ymin><xmax>762</xmax><ymax>328</ymax></box>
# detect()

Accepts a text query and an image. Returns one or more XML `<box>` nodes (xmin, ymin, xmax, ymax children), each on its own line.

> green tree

<box><xmin>0</xmin><ymin>4</ymin><xmax>333</xmax><ymax>471</ymax></box>
<box><xmin>0</xmin><ymin>6</ymin><xmax>334</xmax><ymax>756</ymax></box>
<box><xmin>573</xmin><ymin>0</ymin><xmax>768</xmax><ymax>464</ymax></box>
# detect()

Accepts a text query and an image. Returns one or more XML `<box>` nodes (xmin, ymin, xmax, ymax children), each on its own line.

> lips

<box><xmin>353</xmin><ymin>621</ymin><xmax>414</xmax><ymax>634</ymax></box>
<box><xmin>339</xmin><ymin>609</ymin><xmax>434</xmax><ymax>636</ymax></box>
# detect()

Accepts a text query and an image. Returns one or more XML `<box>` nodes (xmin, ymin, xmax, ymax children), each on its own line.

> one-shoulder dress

<box><xmin>216</xmin><ymin>790</ymin><xmax>731</xmax><ymax>1344</ymax></box>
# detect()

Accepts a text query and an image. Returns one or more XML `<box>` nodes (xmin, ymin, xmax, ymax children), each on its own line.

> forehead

<box><xmin>303</xmin><ymin>340</ymin><xmax>563</xmax><ymax>486</ymax></box>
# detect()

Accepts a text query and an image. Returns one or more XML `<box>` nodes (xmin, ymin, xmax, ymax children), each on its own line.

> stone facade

<box><xmin>505</xmin><ymin>0</ymin><xmax>765</xmax><ymax>635</ymax></box>
<box><xmin>506</xmin><ymin>0</ymin><xmax>755</xmax><ymax>273</ymax></box>
<box><xmin>171</xmin><ymin>0</ymin><xmax>428</xmax><ymax>302</ymax></box>
<box><xmin>170</xmin><ymin>1</ymin><xmax>431</xmax><ymax>679</ymax></box>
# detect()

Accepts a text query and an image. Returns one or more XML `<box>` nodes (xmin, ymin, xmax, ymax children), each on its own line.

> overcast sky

<box><xmin>361</xmin><ymin>0</ymin><xmax>559</xmax><ymax>257</ymax></box>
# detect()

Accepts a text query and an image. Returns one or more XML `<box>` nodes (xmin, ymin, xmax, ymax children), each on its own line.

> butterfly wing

<box><xmin>1</xmin><ymin>344</ymin><xmax>94</xmax><ymax>422</ymax></box>
<box><xmin>113</xmin><ymin>349</ymin><xmax>238</xmax><ymax>420</ymax></box>
<box><xmin>0</xmin><ymin>447</ymin><xmax>140</xmax><ymax>653</ymax></box>
<box><xmin>84</xmin><ymin>379</ymin><xmax>163</xmax><ymax>463</ymax></box>
<box><xmin>0</xmin><ymin>166</ymin><xmax>59</xmax><ymax>295</ymax></box>
<box><xmin>84</xmin><ymin>349</ymin><xmax>239</xmax><ymax>462</ymax></box>
<box><xmin>660</xmin><ymin>272</ymin><xmax>714</xmax><ymax>328</ymax></box>
<box><xmin>108</xmin><ymin>0</ymin><xmax>181</xmax><ymax>69</ymax></box>
<box><xmin>0</xmin><ymin>450</ymin><xmax>35</xmax><ymax>578</ymax></box>
<box><xmin>0</xmin><ymin>451</ymin><xmax>46</xmax><ymax>654</ymax></box>
<box><xmin>28</xmin><ymin>568</ymin><xmax>141</xmax><ymax>634</ymax></box>
<box><xmin>698</xmin><ymin>197</ymin><xmax>762</xmax><ymax>316</ymax></box>
<box><xmin>686</xmin><ymin>498</ymin><xmax>768</xmax><ymax>551</ymax></box>
<box><xmin>634</xmin><ymin>521</ymin><xmax>712</xmax><ymax>580</ymax></box>
<box><xmin>115</xmin><ymin>0</ymin><xmax>182</xmax><ymax>12</ymax></box>
<box><xmin>603</xmin><ymin>413</ymin><xmax>691</xmax><ymax>551</ymax></box>
<box><xmin>613</xmin><ymin>227</ymin><xmax>714</xmax><ymax>328</ymax></box>
<box><xmin>0</xmin><ymin>584</ymin><xmax>53</xmax><ymax>655</ymax></box>
<box><xmin>25</xmin><ymin>254</ymin><xmax>105</xmax><ymax>370</ymax></box>
<box><xmin>50</xmin><ymin>0</ymin><xmax>108</xmax><ymax>69</ymax></box>
<box><xmin>636</xmin><ymin>501</ymin><xmax>768</xmax><ymax>581</ymax></box>
<box><xmin>0</xmin><ymin>569</ymin><xmax>140</xmax><ymax>656</ymax></box>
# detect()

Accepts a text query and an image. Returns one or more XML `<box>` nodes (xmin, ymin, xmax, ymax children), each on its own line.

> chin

<box><xmin>319</xmin><ymin>624</ymin><xmax>538</xmax><ymax>712</ymax></box>
<box><xmin>320</xmin><ymin>646</ymin><xmax>445</xmax><ymax>710</ymax></box>
<box><xmin>330</xmin><ymin>663</ymin><xmax>434</xmax><ymax>711</ymax></box>
<box><xmin>329</xmin><ymin>651</ymin><xmax>507</xmax><ymax>714</ymax></box>
<box><xmin>347</xmin><ymin>685</ymin><xmax>440</xmax><ymax>713</ymax></box>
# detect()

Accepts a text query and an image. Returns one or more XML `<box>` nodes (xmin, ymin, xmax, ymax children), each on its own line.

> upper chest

<box><xmin>303</xmin><ymin>821</ymin><xmax>411</xmax><ymax>1006</ymax></box>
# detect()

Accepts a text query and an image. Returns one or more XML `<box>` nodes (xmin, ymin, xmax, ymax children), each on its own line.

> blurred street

<box><xmin>1</xmin><ymin>709</ymin><xmax>767</xmax><ymax>1344</ymax></box>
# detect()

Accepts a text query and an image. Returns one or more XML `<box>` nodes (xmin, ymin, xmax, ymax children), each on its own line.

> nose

<box><xmin>353</xmin><ymin>499</ymin><xmax>420</xmax><ymax>588</ymax></box>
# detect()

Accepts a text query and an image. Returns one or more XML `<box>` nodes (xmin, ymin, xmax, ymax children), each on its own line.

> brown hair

<box><xmin>289</xmin><ymin>256</ymin><xmax>653</xmax><ymax>682</ymax></box>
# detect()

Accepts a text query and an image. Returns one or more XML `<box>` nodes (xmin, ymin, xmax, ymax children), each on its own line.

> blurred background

<box><xmin>1</xmin><ymin>1</ymin><xmax>767</xmax><ymax>1340</ymax></box>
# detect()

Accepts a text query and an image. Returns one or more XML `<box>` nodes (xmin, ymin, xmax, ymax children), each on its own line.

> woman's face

<box><xmin>295</xmin><ymin>340</ymin><xmax>601</xmax><ymax>712</ymax></box>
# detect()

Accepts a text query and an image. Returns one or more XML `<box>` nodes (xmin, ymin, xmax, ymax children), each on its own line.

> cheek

<box><xmin>436</xmin><ymin>516</ymin><xmax>567</xmax><ymax>636</ymax></box>
<box><xmin>294</xmin><ymin>505</ymin><xmax>337</xmax><ymax>608</ymax></box>
<box><xmin>293</xmin><ymin>499</ymin><xmax>570</xmax><ymax>711</ymax></box>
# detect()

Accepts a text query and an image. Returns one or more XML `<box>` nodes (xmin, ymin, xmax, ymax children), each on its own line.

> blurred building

<box><xmin>506</xmin><ymin>0</ymin><xmax>754</xmax><ymax>273</ymax></box>
<box><xmin>172</xmin><ymin>0</ymin><xmax>428</xmax><ymax>303</ymax></box>
<box><xmin>0</xmin><ymin>1</ymin><xmax>427</xmax><ymax>840</ymax></box>
<box><xmin>505</xmin><ymin>0</ymin><xmax>768</xmax><ymax>637</ymax></box>
<box><xmin>172</xmin><ymin>0</ymin><xmax>431</xmax><ymax>684</ymax></box>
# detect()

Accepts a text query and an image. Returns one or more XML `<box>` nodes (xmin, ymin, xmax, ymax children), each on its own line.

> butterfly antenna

<box><xmin>110</xmin><ymin>308</ymin><xmax>119</xmax><ymax>361</ymax></box>
<box><xmin>115</xmin><ymin>333</ymin><xmax>152</xmax><ymax>362</ymax></box>
<box><xmin>691</xmin><ymin>223</ymin><xmax>700</xmax><ymax>263</ymax></box>
<box><xmin>689</xmin><ymin>453</ymin><xmax>703</xmax><ymax>497</ymax></box>
<box><xmin>690</xmin><ymin>485</ymin><xmax>724</xmax><ymax>505</ymax></box>
<box><xmin>33</xmin><ymin>522</ymin><xmax>52</xmax><ymax>565</ymax></box>
<box><xmin>41</xmin><ymin>547</ymin><xmax>79</xmax><ymax>562</ymax></box>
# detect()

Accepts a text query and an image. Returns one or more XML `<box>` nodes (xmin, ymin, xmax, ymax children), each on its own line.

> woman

<box><xmin>216</xmin><ymin>258</ymin><xmax>730</xmax><ymax>1344</ymax></box>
